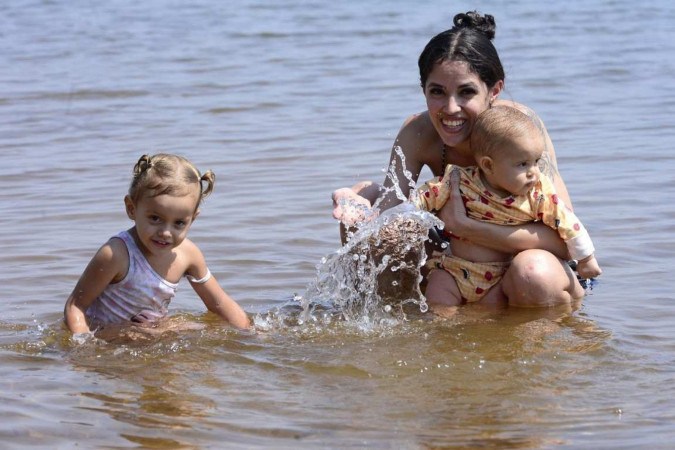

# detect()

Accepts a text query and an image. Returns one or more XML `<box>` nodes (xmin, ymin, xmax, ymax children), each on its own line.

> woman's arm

<box><xmin>332</xmin><ymin>113</ymin><xmax>437</xmax><ymax>233</ymax></box>
<box><xmin>516</xmin><ymin>103</ymin><xmax>573</xmax><ymax>207</ymax></box>
<box><xmin>376</xmin><ymin>113</ymin><xmax>434</xmax><ymax>212</ymax></box>
<box><xmin>64</xmin><ymin>239</ymin><xmax>127</xmax><ymax>333</ymax></box>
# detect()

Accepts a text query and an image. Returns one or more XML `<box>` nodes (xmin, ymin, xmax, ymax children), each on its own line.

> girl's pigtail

<box><xmin>200</xmin><ymin>170</ymin><xmax>215</xmax><ymax>199</ymax></box>
<box><xmin>133</xmin><ymin>154</ymin><xmax>153</xmax><ymax>177</ymax></box>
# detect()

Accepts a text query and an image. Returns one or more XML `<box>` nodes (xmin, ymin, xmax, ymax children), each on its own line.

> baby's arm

<box><xmin>438</xmin><ymin>170</ymin><xmax>570</xmax><ymax>257</ymax></box>
<box><xmin>185</xmin><ymin>242</ymin><xmax>250</xmax><ymax>329</ymax></box>
<box><xmin>415</xmin><ymin>165</ymin><xmax>453</xmax><ymax>211</ymax></box>
<box><xmin>575</xmin><ymin>254</ymin><xmax>602</xmax><ymax>279</ymax></box>
<box><xmin>535</xmin><ymin>178</ymin><xmax>602</xmax><ymax>278</ymax></box>
<box><xmin>64</xmin><ymin>239</ymin><xmax>128</xmax><ymax>334</ymax></box>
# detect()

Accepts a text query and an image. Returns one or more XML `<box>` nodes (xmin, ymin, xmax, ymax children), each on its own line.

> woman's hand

<box><xmin>332</xmin><ymin>187</ymin><xmax>377</xmax><ymax>227</ymax></box>
<box><xmin>437</xmin><ymin>168</ymin><xmax>469</xmax><ymax>238</ymax></box>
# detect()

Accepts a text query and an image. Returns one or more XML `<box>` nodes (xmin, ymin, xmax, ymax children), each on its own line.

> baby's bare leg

<box><xmin>425</xmin><ymin>269</ymin><xmax>463</xmax><ymax>318</ymax></box>
<box><xmin>425</xmin><ymin>268</ymin><xmax>462</xmax><ymax>306</ymax></box>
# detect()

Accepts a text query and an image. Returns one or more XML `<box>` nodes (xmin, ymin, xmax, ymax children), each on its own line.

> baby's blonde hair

<box><xmin>470</xmin><ymin>105</ymin><xmax>540</xmax><ymax>159</ymax></box>
<box><xmin>128</xmin><ymin>153</ymin><xmax>215</xmax><ymax>211</ymax></box>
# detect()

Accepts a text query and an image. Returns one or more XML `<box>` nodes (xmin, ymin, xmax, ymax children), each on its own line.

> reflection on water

<box><xmin>2</xmin><ymin>306</ymin><xmax>613</xmax><ymax>448</ymax></box>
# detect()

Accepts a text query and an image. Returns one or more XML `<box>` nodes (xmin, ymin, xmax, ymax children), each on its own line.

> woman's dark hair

<box><xmin>418</xmin><ymin>11</ymin><xmax>505</xmax><ymax>89</ymax></box>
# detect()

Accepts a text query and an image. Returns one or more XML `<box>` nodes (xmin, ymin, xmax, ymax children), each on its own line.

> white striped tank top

<box><xmin>86</xmin><ymin>230</ymin><xmax>178</xmax><ymax>326</ymax></box>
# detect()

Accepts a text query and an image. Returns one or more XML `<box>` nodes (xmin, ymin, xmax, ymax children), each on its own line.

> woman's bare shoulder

<box><xmin>397</xmin><ymin>111</ymin><xmax>438</xmax><ymax>148</ymax></box>
<box><xmin>401</xmin><ymin>110</ymin><xmax>432</xmax><ymax>130</ymax></box>
<box><xmin>495</xmin><ymin>99</ymin><xmax>542</xmax><ymax>121</ymax></box>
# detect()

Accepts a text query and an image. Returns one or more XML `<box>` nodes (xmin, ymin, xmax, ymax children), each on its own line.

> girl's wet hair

<box><xmin>418</xmin><ymin>11</ymin><xmax>505</xmax><ymax>90</ymax></box>
<box><xmin>128</xmin><ymin>153</ymin><xmax>215</xmax><ymax>211</ymax></box>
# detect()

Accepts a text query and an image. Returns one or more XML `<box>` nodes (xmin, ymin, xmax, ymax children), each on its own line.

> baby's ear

<box><xmin>477</xmin><ymin>156</ymin><xmax>494</xmax><ymax>174</ymax></box>
<box><xmin>124</xmin><ymin>196</ymin><xmax>135</xmax><ymax>220</ymax></box>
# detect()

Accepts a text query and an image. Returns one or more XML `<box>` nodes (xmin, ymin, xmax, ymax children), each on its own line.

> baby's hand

<box><xmin>331</xmin><ymin>188</ymin><xmax>374</xmax><ymax>226</ymax></box>
<box><xmin>576</xmin><ymin>255</ymin><xmax>602</xmax><ymax>279</ymax></box>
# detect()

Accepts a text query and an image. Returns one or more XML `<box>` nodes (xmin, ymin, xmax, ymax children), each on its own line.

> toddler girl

<box><xmin>64</xmin><ymin>153</ymin><xmax>250</xmax><ymax>334</ymax></box>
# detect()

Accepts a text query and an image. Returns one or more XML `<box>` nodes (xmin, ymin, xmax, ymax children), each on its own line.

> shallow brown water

<box><xmin>2</xmin><ymin>0</ymin><xmax>675</xmax><ymax>448</ymax></box>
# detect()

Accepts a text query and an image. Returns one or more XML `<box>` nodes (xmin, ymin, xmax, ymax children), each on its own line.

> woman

<box><xmin>332</xmin><ymin>11</ymin><xmax>585</xmax><ymax>308</ymax></box>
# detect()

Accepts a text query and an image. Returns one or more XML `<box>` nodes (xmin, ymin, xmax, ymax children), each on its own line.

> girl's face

<box><xmin>480</xmin><ymin>132</ymin><xmax>544</xmax><ymax>198</ymax></box>
<box><xmin>424</xmin><ymin>60</ymin><xmax>503</xmax><ymax>151</ymax></box>
<box><xmin>125</xmin><ymin>189</ymin><xmax>200</xmax><ymax>259</ymax></box>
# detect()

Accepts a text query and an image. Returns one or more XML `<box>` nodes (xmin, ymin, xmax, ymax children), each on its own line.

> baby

<box><xmin>417</xmin><ymin>106</ymin><xmax>601</xmax><ymax>306</ymax></box>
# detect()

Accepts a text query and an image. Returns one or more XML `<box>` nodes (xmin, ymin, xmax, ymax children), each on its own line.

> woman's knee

<box><xmin>502</xmin><ymin>250</ymin><xmax>584</xmax><ymax>307</ymax></box>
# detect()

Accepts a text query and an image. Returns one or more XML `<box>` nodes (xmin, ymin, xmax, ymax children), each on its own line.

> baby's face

<box><xmin>485</xmin><ymin>132</ymin><xmax>544</xmax><ymax>197</ymax></box>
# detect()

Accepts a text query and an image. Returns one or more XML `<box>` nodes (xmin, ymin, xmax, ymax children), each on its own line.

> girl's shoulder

<box><xmin>90</xmin><ymin>236</ymin><xmax>131</xmax><ymax>283</ymax></box>
<box><xmin>176</xmin><ymin>238</ymin><xmax>209</xmax><ymax>280</ymax></box>
<box><xmin>176</xmin><ymin>238</ymin><xmax>203</xmax><ymax>261</ymax></box>
<box><xmin>98</xmin><ymin>235</ymin><xmax>130</xmax><ymax>262</ymax></box>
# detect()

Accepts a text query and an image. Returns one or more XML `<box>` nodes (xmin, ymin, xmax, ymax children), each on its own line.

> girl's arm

<box><xmin>185</xmin><ymin>243</ymin><xmax>250</xmax><ymax>329</ymax></box>
<box><xmin>64</xmin><ymin>239</ymin><xmax>128</xmax><ymax>333</ymax></box>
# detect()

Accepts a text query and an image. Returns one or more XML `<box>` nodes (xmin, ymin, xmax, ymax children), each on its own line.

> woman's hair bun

<box><xmin>453</xmin><ymin>11</ymin><xmax>496</xmax><ymax>41</ymax></box>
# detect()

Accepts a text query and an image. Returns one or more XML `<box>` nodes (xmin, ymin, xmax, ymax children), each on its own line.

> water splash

<box><xmin>291</xmin><ymin>147</ymin><xmax>444</xmax><ymax>329</ymax></box>
<box><xmin>371</xmin><ymin>146</ymin><xmax>417</xmax><ymax>212</ymax></box>
<box><xmin>302</xmin><ymin>205</ymin><xmax>442</xmax><ymax>323</ymax></box>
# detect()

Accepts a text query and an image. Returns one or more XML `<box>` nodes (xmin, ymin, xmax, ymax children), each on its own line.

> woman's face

<box><xmin>424</xmin><ymin>59</ymin><xmax>503</xmax><ymax>149</ymax></box>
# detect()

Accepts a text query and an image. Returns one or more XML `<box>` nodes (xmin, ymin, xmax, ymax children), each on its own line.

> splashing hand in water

<box><xmin>332</xmin><ymin>187</ymin><xmax>377</xmax><ymax>226</ymax></box>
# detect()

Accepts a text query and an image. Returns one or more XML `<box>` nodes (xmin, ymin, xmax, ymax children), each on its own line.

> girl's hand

<box><xmin>191</xmin><ymin>274</ymin><xmax>251</xmax><ymax>330</ymax></box>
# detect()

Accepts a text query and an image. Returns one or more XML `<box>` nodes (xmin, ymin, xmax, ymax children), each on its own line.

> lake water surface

<box><xmin>2</xmin><ymin>0</ymin><xmax>675</xmax><ymax>448</ymax></box>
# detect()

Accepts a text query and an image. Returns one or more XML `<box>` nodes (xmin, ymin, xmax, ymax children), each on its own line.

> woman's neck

<box><xmin>444</xmin><ymin>142</ymin><xmax>476</xmax><ymax>167</ymax></box>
